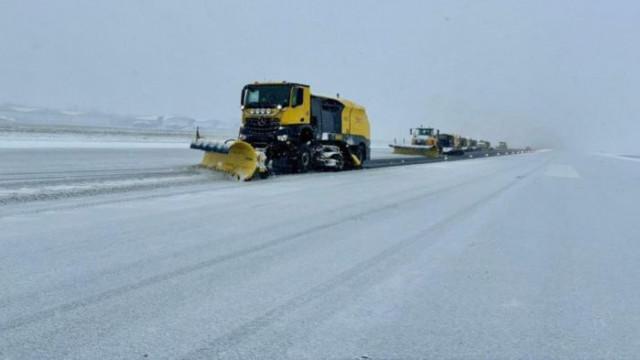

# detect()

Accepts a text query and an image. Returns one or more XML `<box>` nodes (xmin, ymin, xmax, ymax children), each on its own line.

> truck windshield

<box><xmin>415</xmin><ymin>128</ymin><xmax>434</xmax><ymax>136</ymax></box>
<box><xmin>243</xmin><ymin>85</ymin><xmax>292</xmax><ymax>108</ymax></box>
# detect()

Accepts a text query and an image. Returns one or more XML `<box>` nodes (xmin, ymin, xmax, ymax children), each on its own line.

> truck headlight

<box><xmin>277</xmin><ymin>134</ymin><xmax>288</xmax><ymax>141</ymax></box>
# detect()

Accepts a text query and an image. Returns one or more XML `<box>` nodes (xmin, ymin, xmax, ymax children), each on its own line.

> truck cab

<box><xmin>410</xmin><ymin>127</ymin><xmax>438</xmax><ymax>147</ymax></box>
<box><xmin>238</xmin><ymin>81</ymin><xmax>370</xmax><ymax>172</ymax></box>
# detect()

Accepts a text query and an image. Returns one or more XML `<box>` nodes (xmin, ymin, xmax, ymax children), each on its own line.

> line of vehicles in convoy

<box><xmin>190</xmin><ymin>81</ymin><xmax>518</xmax><ymax>180</ymax></box>
<box><xmin>389</xmin><ymin>126</ymin><xmax>501</xmax><ymax>158</ymax></box>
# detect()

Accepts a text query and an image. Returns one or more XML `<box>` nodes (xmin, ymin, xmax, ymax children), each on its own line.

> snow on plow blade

<box><xmin>389</xmin><ymin>144</ymin><xmax>439</xmax><ymax>157</ymax></box>
<box><xmin>190</xmin><ymin>139</ymin><xmax>263</xmax><ymax>180</ymax></box>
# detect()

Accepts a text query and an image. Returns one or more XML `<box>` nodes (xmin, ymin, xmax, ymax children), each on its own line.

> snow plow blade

<box><xmin>389</xmin><ymin>144</ymin><xmax>439</xmax><ymax>158</ymax></box>
<box><xmin>190</xmin><ymin>139</ymin><xmax>265</xmax><ymax>180</ymax></box>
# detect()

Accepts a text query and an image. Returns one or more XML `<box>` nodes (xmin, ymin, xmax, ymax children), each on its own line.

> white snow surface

<box><xmin>1</xmin><ymin>138</ymin><xmax>640</xmax><ymax>359</ymax></box>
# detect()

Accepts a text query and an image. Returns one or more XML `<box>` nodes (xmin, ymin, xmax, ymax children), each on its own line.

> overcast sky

<box><xmin>1</xmin><ymin>0</ymin><xmax>638</xmax><ymax>150</ymax></box>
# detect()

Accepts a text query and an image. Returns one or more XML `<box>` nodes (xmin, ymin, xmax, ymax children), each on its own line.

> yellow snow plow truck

<box><xmin>191</xmin><ymin>81</ymin><xmax>370</xmax><ymax>180</ymax></box>
<box><xmin>389</xmin><ymin>127</ymin><xmax>440</xmax><ymax>157</ymax></box>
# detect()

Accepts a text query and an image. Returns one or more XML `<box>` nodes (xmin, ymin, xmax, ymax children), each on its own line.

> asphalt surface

<box><xmin>1</xmin><ymin>146</ymin><xmax>639</xmax><ymax>359</ymax></box>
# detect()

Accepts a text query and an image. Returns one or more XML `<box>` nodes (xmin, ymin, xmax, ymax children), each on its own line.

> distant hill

<box><xmin>0</xmin><ymin>103</ymin><xmax>236</xmax><ymax>131</ymax></box>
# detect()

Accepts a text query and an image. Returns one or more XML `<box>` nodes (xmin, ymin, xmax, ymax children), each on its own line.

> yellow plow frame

<box><xmin>389</xmin><ymin>144</ymin><xmax>439</xmax><ymax>158</ymax></box>
<box><xmin>191</xmin><ymin>139</ymin><xmax>267</xmax><ymax>180</ymax></box>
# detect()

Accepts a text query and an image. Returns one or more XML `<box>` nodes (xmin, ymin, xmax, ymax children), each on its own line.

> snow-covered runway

<box><xmin>1</xmin><ymin>145</ymin><xmax>639</xmax><ymax>359</ymax></box>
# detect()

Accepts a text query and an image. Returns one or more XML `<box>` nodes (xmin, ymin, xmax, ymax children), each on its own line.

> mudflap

<box><xmin>338</xmin><ymin>143</ymin><xmax>363</xmax><ymax>169</ymax></box>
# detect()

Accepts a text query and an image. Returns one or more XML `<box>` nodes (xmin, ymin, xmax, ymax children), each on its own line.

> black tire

<box><xmin>296</xmin><ymin>144</ymin><xmax>311</xmax><ymax>173</ymax></box>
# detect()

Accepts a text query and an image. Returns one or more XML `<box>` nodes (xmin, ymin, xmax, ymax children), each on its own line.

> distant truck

<box><xmin>478</xmin><ymin>140</ymin><xmax>491</xmax><ymax>150</ymax></box>
<box><xmin>468</xmin><ymin>139</ymin><xmax>479</xmax><ymax>151</ymax></box>
<box><xmin>389</xmin><ymin>126</ymin><xmax>440</xmax><ymax>157</ymax></box>
<box><xmin>497</xmin><ymin>141</ymin><xmax>508</xmax><ymax>151</ymax></box>
<box><xmin>410</xmin><ymin>127</ymin><xmax>438</xmax><ymax>146</ymax></box>
<box><xmin>437</xmin><ymin>133</ymin><xmax>464</xmax><ymax>156</ymax></box>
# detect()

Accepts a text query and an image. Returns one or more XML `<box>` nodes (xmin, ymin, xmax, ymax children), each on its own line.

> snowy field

<box><xmin>0</xmin><ymin>123</ymin><xmax>208</xmax><ymax>148</ymax></box>
<box><xmin>1</xmin><ymin>131</ymin><xmax>639</xmax><ymax>359</ymax></box>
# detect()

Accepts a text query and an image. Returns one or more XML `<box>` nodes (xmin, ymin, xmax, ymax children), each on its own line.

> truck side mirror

<box><xmin>409</xmin><ymin>129</ymin><xmax>412</xmax><ymax>135</ymax></box>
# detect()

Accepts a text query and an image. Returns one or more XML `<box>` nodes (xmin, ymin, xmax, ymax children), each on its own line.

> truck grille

<box><xmin>244</xmin><ymin>117</ymin><xmax>280</xmax><ymax>134</ymax></box>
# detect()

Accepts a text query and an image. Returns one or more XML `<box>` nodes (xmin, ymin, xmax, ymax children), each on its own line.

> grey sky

<box><xmin>1</xmin><ymin>0</ymin><xmax>638</xmax><ymax>150</ymax></box>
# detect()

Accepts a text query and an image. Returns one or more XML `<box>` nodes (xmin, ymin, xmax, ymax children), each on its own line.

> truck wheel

<box><xmin>296</xmin><ymin>144</ymin><xmax>311</xmax><ymax>173</ymax></box>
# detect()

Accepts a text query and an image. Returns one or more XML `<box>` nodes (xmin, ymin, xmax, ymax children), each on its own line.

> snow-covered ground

<box><xmin>0</xmin><ymin>123</ymin><xmax>197</xmax><ymax>148</ymax></box>
<box><xmin>1</xmin><ymin>131</ymin><xmax>639</xmax><ymax>359</ymax></box>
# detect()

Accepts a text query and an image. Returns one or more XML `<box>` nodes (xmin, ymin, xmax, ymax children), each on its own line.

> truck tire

<box><xmin>295</xmin><ymin>144</ymin><xmax>311</xmax><ymax>173</ymax></box>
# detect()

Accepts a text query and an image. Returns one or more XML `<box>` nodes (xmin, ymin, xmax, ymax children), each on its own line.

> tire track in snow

<box><xmin>0</xmin><ymin>151</ymin><xmax>531</xmax><ymax>208</ymax></box>
<box><xmin>182</xmin><ymin>157</ymin><xmax>549</xmax><ymax>359</ymax></box>
<box><xmin>0</xmin><ymin>167</ymin><xmax>473</xmax><ymax>312</ymax></box>
<box><xmin>0</xmin><ymin>156</ymin><xmax>552</xmax><ymax>334</ymax></box>
<box><xmin>0</xmin><ymin>178</ymin><xmax>241</xmax><ymax>218</ymax></box>
<box><xmin>0</xmin><ymin>167</ymin><xmax>215</xmax><ymax>205</ymax></box>
<box><xmin>0</xmin><ymin>152</ymin><xmax>535</xmax><ymax>219</ymax></box>
<box><xmin>0</xmin><ymin>165</ymin><xmax>505</xmax><ymax>313</ymax></box>
<box><xmin>0</xmin><ymin>166</ymin><xmax>190</xmax><ymax>182</ymax></box>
